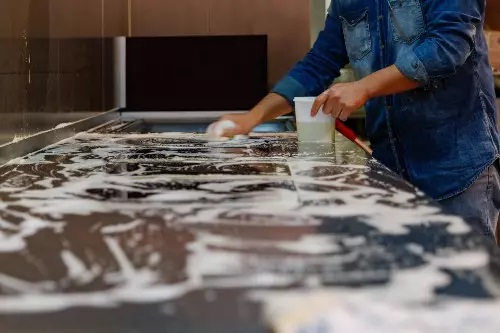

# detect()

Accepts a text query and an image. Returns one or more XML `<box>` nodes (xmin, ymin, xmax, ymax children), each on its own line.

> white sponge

<box><xmin>206</xmin><ymin>120</ymin><xmax>237</xmax><ymax>140</ymax></box>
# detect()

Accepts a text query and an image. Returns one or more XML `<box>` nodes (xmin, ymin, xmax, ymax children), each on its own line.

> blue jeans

<box><xmin>439</xmin><ymin>161</ymin><xmax>500</xmax><ymax>242</ymax></box>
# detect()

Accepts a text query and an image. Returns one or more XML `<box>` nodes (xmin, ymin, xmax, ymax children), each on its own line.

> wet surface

<box><xmin>0</xmin><ymin>113</ymin><xmax>103</xmax><ymax>146</ymax></box>
<box><xmin>104</xmin><ymin>161</ymin><xmax>291</xmax><ymax>177</ymax></box>
<box><xmin>0</xmin><ymin>132</ymin><xmax>499</xmax><ymax>332</ymax></box>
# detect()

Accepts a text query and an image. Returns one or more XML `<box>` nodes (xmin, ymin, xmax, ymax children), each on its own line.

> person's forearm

<box><xmin>360</xmin><ymin>65</ymin><xmax>420</xmax><ymax>99</ymax></box>
<box><xmin>248</xmin><ymin>93</ymin><xmax>292</xmax><ymax>125</ymax></box>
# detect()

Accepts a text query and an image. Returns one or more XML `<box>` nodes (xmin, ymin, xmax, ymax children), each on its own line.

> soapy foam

<box><xmin>251</xmin><ymin>289</ymin><xmax>500</xmax><ymax>333</ymax></box>
<box><xmin>0</xmin><ymin>130</ymin><xmax>491</xmax><ymax>320</ymax></box>
<box><xmin>61</xmin><ymin>250</ymin><xmax>97</xmax><ymax>284</ymax></box>
<box><xmin>54</xmin><ymin>122</ymin><xmax>74</xmax><ymax>129</ymax></box>
<box><xmin>250</xmin><ymin>251</ymin><xmax>500</xmax><ymax>332</ymax></box>
<box><xmin>206</xmin><ymin>120</ymin><xmax>236</xmax><ymax>139</ymax></box>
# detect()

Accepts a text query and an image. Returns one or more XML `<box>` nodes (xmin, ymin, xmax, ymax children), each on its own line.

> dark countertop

<box><xmin>0</xmin><ymin>132</ymin><xmax>499</xmax><ymax>333</ymax></box>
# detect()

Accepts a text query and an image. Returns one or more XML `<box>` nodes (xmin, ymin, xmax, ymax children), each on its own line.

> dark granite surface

<box><xmin>0</xmin><ymin>132</ymin><xmax>499</xmax><ymax>333</ymax></box>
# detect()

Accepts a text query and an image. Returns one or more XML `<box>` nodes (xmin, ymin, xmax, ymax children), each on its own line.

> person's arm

<box><xmin>220</xmin><ymin>93</ymin><xmax>291</xmax><ymax>137</ymax></box>
<box><xmin>220</xmin><ymin>3</ymin><xmax>349</xmax><ymax>136</ymax></box>
<box><xmin>394</xmin><ymin>0</ymin><xmax>483</xmax><ymax>85</ymax></box>
<box><xmin>312</xmin><ymin>0</ymin><xmax>483</xmax><ymax>120</ymax></box>
<box><xmin>271</xmin><ymin>2</ymin><xmax>350</xmax><ymax>104</ymax></box>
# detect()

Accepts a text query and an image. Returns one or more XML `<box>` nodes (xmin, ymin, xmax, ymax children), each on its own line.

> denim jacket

<box><xmin>272</xmin><ymin>0</ymin><xmax>499</xmax><ymax>200</ymax></box>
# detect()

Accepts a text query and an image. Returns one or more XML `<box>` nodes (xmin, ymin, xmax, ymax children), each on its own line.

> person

<box><xmin>212</xmin><ymin>0</ymin><xmax>500</xmax><ymax>240</ymax></box>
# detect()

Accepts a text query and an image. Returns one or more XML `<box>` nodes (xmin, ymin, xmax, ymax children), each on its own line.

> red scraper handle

<box><xmin>335</xmin><ymin>120</ymin><xmax>373</xmax><ymax>155</ymax></box>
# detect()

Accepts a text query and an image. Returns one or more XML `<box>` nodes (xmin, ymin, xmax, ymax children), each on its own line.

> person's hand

<box><xmin>212</xmin><ymin>112</ymin><xmax>261</xmax><ymax>137</ymax></box>
<box><xmin>311</xmin><ymin>81</ymin><xmax>369</xmax><ymax>121</ymax></box>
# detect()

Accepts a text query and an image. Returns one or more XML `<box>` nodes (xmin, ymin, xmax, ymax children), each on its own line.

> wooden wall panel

<box><xmin>208</xmin><ymin>0</ymin><xmax>254</xmax><ymax>35</ymax></box>
<box><xmin>0</xmin><ymin>0</ymin><xmax>30</xmax><ymax>38</ymax></box>
<box><xmin>0</xmin><ymin>0</ymin><xmax>316</xmax><ymax>114</ymax></box>
<box><xmin>49</xmin><ymin>0</ymin><xmax>104</xmax><ymax>38</ymax></box>
<box><xmin>103</xmin><ymin>0</ymin><xmax>128</xmax><ymax>36</ymax></box>
<box><xmin>32</xmin><ymin>0</ymin><xmax>312</xmax><ymax>86</ymax></box>
<box><xmin>131</xmin><ymin>0</ymin><xmax>210</xmax><ymax>36</ymax></box>
<box><xmin>486</xmin><ymin>0</ymin><xmax>500</xmax><ymax>30</ymax></box>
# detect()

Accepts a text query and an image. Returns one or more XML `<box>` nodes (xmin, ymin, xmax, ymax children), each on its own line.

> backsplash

<box><xmin>0</xmin><ymin>38</ymin><xmax>114</xmax><ymax>114</ymax></box>
<box><xmin>0</xmin><ymin>0</ymin><xmax>115</xmax><ymax>146</ymax></box>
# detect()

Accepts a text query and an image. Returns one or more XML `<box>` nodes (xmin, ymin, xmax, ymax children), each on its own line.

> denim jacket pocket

<box><xmin>398</xmin><ymin>89</ymin><xmax>460</xmax><ymax>130</ymax></box>
<box><xmin>339</xmin><ymin>9</ymin><xmax>372</xmax><ymax>61</ymax></box>
<box><xmin>389</xmin><ymin>0</ymin><xmax>426</xmax><ymax>44</ymax></box>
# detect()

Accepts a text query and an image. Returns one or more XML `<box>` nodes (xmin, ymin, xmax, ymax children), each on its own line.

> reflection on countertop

<box><xmin>0</xmin><ymin>132</ymin><xmax>498</xmax><ymax>333</ymax></box>
<box><xmin>0</xmin><ymin>112</ymin><xmax>102</xmax><ymax>146</ymax></box>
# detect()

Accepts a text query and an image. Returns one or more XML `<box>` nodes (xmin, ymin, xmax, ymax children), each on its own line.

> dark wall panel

<box><xmin>0</xmin><ymin>0</ymin><xmax>112</xmax><ymax>145</ymax></box>
<box><xmin>486</xmin><ymin>1</ymin><xmax>500</xmax><ymax>30</ymax></box>
<box><xmin>126</xmin><ymin>36</ymin><xmax>268</xmax><ymax>111</ymax></box>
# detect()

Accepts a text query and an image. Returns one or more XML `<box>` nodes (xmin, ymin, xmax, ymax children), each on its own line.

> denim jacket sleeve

<box><xmin>271</xmin><ymin>4</ymin><xmax>349</xmax><ymax>105</ymax></box>
<box><xmin>394</xmin><ymin>0</ymin><xmax>483</xmax><ymax>85</ymax></box>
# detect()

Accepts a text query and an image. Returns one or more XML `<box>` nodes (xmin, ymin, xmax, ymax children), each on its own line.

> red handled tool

<box><xmin>335</xmin><ymin>120</ymin><xmax>373</xmax><ymax>155</ymax></box>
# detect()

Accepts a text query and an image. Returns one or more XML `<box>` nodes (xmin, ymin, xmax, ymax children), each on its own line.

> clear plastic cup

<box><xmin>294</xmin><ymin>97</ymin><xmax>335</xmax><ymax>143</ymax></box>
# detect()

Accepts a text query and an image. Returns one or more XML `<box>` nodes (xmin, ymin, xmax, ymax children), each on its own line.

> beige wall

<box><xmin>2</xmin><ymin>0</ymin><xmax>497</xmax><ymax>86</ymax></box>
<box><xmin>130</xmin><ymin>0</ymin><xmax>311</xmax><ymax>86</ymax></box>
<box><xmin>0</xmin><ymin>0</ymin><xmax>312</xmax><ymax>87</ymax></box>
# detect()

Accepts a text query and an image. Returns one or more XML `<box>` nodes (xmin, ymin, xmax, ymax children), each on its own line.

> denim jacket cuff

<box><xmin>394</xmin><ymin>49</ymin><xmax>429</xmax><ymax>85</ymax></box>
<box><xmin>271</xmin><ymin>76</ymin><xmax>307</xmax><ymax>106</ymax></box>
